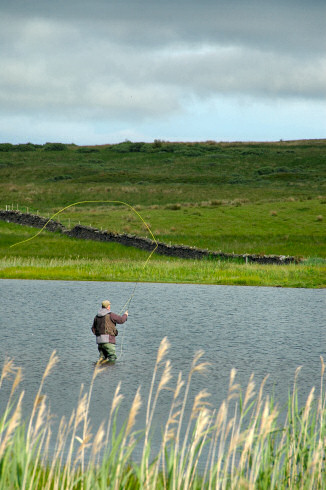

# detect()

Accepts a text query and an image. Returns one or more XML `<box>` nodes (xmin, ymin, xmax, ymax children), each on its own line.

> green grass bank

<box><xmin>0</xmin><ymin>222</ymin><xmax>325</xmax><ymax>287</ymax></box>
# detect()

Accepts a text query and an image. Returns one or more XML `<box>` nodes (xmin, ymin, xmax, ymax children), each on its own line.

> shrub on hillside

<box><xmin>165</xmin><ymin>203</ymin><xmax>181</xmax><ymax>210</ymax></box>
<box><xmin>44</xmin><ymin>143</ymin><xmax>67</xmax><ymax>151</ymax></box>
<box><xmin>14</xmin><ymin>143</ymin><xmax>37</xmax><ymax>151</ymax></box>
<box><xmin>153</xmin><ymin>139</ymin><xmax>163</xmax><ymax>148</ymax></box>
<box><xmin>76</xmin><ymin>147</ymin><xmax>100</xmax><ymax>153</ymax></box>
<box><xmin>139</xmin><ymin>143</ymin><xmax>156</xmax><ymax>153</ymax></box>
<box><xmin>0</xmin><ymin>143</ymin><xmax>14</xmax><ymax>152</ymax></box>
<box><xmin>257</xmin><ymin>166</ymin><xmax>274</xmax><ymax>175</ymax></box>
<box><xmin>175</xmin><ymin>147</ymin><xmax>204</xmax><ymax>157</ymax></box>
<box><xmin>229</xmin><ymin>174</ymin><xmax>246</xmax><ymax>184</ymax></box>
<box><xmin>48</xmin><ymin>175</ymin><xmax>73</xmax><ymax>181</ymax></box>
<box><xmin>129</xmin><ymin>142</ymin><xmax>146</xmax><ymax>152</ymax></box>
<box><xmin>109</xmin><ymin>141</ymin><xmax>134</xmax><ymax>153</ymax></box>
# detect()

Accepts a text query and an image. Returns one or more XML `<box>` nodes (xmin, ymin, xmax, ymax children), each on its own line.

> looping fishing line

<box><xmin>10</xmin><ymin>200</ymin><xmax>158</xmax><ymax>360</ymax></box>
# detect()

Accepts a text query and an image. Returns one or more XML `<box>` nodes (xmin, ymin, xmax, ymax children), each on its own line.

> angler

<box><xmin>91</xmin><ymin>300</ymin><xmax>128</xmax><ymax>362</ymax></box>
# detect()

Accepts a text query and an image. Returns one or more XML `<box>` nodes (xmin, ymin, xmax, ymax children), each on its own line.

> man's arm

<box><xmin>110</xmin><ymin>311</ymin><xmax>128</xmax><ymax>324</ymax></box>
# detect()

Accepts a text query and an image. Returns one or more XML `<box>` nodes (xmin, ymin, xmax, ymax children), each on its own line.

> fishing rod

<box><xmin>10</xmin><ymin>200</ymin><xmax>159</xmax><ymax>359</ymax></box>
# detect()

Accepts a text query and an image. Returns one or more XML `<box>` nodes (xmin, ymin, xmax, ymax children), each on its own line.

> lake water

<box><xmin>0</xmin><ymin>279</ymin><xmax>325</xmax><ymax>462</ymax></box>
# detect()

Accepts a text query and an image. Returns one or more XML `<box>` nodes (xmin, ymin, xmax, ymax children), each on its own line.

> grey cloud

<box><xmin>2</xmin><ymin>0</ymin><xmax>326</xmax><ymax>54</ymax></box>
<box><xmin>0</xmin><ymin>1</ymin><xmax>325</xmax><ymax>126</ymax></box>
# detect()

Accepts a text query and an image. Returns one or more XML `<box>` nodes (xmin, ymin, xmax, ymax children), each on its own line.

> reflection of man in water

<box><xmin>91</xmin><ymin>300</ymin><xmax>128</xmax><ymax>362</ymax></box>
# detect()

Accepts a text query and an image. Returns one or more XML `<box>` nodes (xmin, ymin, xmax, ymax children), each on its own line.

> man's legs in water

<box><xmin>98</xmin><ymin>342</ymin><xmax>117</xmax><ymax>362</ymax></box>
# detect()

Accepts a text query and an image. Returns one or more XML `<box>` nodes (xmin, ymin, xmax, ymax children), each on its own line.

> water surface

<box><xmin>0</xmin><ymin>279</ymin><xmax>325</xmax><ymax>460</ymax></box>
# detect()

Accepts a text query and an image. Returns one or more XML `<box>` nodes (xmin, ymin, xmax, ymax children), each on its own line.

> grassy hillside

<box><xmin>1</xmin><ymin>140</ymin><xmax>325</xmax><ymax>210</ymax></box>
<box><xmin>0</xmin><ymin>140</ymin><xmax>325</xmax><ymax>286</ymax></box>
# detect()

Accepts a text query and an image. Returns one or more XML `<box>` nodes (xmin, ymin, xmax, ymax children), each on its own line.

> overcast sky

<box><xmin>1</xmin><ymin>0</ymin><xmax>325</xmax><ymax>144</ymax></box>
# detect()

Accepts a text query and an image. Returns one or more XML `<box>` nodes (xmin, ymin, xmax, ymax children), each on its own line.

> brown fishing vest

<box><xmin>92</xmin><ymin>313</ymin><xmax>119</xmax><ymax>337</ymax></box>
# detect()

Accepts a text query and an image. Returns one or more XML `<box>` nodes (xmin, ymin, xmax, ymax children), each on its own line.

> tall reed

<box><xmin>0</xmin><ymin>341</ymin><xmax>325</xmax><ymax>489</ymax></box>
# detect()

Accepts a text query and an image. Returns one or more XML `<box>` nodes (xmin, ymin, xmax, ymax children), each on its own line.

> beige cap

<box><xmin>102</xmin><ymin>300</ymin><xmax>111</xmax><ymax>308</ymax></box>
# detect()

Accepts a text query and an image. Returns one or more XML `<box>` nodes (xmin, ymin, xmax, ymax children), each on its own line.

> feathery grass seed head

<box><xmin>158</xmin><ymin>360</ymin><xmax>172</xmax><ymax>392</ymax></box>
<box><xmin>42</xmin><ymin>351</ymin><xmax>59</xmax><ymax>381</ymax></box>
<box><xmin>110</xmin><ymin>381</ymin><xmax>124</xmax><ymax>417</ymax></box>
<box><xmin>156</xmin><ymin>336</ymin><xmax>170</xmax><ymax>365</ymax></box>
<box><xmin>126</xmin><ymin>387</ymin><xmax>142</xmax><ymax>437</ymax></box>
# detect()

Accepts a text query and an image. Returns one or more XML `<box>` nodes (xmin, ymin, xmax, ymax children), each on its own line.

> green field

<box><xmin>0</xmin><ymin>140</ymin><xmax>325</xmax><ymax>286</ymax></box>
<box><xmin>0</xmin><ymin>218</ymin><xmax>325</xmax><ymax>288</ymax></box>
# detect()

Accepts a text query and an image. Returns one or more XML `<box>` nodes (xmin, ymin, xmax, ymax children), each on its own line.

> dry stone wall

<box><xmin>0</xmin><ymin>210</ymin><xmax>301</xmax><ymax>264</ymax></box>
<box><xmin>0</xmin><ymin>210</ymin><xmax>65</xmax><ymax>232</ymax></box>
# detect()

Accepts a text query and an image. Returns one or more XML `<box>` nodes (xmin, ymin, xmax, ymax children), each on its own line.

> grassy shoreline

<box><xmin>1</xmin><ymin>256</ymin><xmax>325</xmax><ymax>288</ymax></box>
<box><xmin>1</xmin><ymin>221</ymin><xmax>325</xmax><ymax>288</ymax></box>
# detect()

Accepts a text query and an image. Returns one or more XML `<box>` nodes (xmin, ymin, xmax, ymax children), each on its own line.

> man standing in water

<box><xmin>91</xmin><ymin>300</ymin><xmax>128</xmax><ymax>362</ymax></box>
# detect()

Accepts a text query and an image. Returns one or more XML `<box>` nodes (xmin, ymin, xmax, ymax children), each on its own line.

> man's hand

<box><xmin>125</xmin><ymin>310</ymin><xmax>129</xmax><ymax>317</ymax></box>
